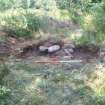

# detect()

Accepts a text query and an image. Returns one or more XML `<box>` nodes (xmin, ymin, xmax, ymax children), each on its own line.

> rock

<box><xmin>68</xmin><ymin>49</ymin><xmax>74</xmax><ymax>53</ymax></box>
<box><xmin>63</xmin><ymin>55</ymin><xmax>73</xmax><ymax>59</ymax></box>
<box><xmin>7</xmin><ymin>37</ymin><xmax>17</xmax><ymax>45</ymax></box>
<box><xmin>48</xmin><ymin>45</ymin><xmax>61</xmax><ymax>53</ymax></box>
<box><xmin>39</xmin><ymin>46</ymin><xmax>48</xmax><ymax>52</ymax></box>
<box><xmin>64</xmin><ymin>49</ymin><xmax>72</xmax><ymax>56</ymax></box>
<box><xmin>64</xmin><ymin>43</ymin><xmax>75</xmax><ymax>49</ymax></box>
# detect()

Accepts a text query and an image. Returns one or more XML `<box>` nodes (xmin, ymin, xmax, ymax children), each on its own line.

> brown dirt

<box><xmin>3</xmin><ymin>37</ymin><xmax>99</xmax><ymax>63</ymax></box>
<box><xmin>73</xmin><ymin>46</ymin><xmax>98</xmax><ymax>62</ymax></box>
<box><xmin>0</xmin><ymin>32</ymin><xmax>99</xmax><ymax>63</ymax></box>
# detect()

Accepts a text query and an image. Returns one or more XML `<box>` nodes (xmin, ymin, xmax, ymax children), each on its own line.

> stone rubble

<box><xmin>38</xmin><ymin>42</ymin><xmax>75</xmax><ymax>59</ymax></box>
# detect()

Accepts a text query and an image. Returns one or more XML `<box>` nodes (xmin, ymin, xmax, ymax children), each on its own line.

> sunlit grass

<box><xmin>86</xmin><ymin>63</ymin><xmax>105</xmax><ymax>96</ymax></box>
<box><xmin>2</xmin><ymin>48</ymin><xmax>105</xmax><ymax>105</ymax></box>
<box><xmin>1</xmin><ymin>59</ymin><xmax>105</xmax><ymax>105</ymax></box>
<box><xmin>0</xmin><ymin>8</ymin><xmax>69</xmax><ymax>21</ymax></box>
<box><xmin>82</xmin><ymin>14</ymin><xmax>96</xmax><ymax>32</ymax></box>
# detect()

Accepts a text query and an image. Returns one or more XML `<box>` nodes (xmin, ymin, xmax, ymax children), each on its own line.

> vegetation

<box><xmin>1</xmin><ymin>13</ymin><xmax>47</xmax><ymax>38</ymax></box>
<box><xmin>0</xmin><ymin>0</ymin><xmax>105</xmax><ymax>105</ymax></box>
<box><xmin>0</xmin><ymin>0</ymin><xmax>105</xmax><ymax>42</ymax></box>
<box><xmin>1</xmin><ymin>61</ymin><xmax>105</xmax><ymax>105</ymax></box>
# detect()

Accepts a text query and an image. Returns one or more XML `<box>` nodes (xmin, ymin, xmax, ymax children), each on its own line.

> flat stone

<box><xmin>64</xmin><ymin>49</ymin><xmax>73</xmax><ymax>56</ymax></box>
<box><xmin>48</xmin><ymin>45</ymin><xmax>60</xmax><ymax>53</ymax></box>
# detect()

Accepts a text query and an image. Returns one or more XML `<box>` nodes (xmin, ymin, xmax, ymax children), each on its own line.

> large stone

<box><xmin>39</xmin><ymin>46</ymin><xmax>48</xmax><ymax>52</ymax></box>
<box><xmin>48</xmin><ymin>45</ymin><xmax>61</xmax><ymax>53</ymax></box>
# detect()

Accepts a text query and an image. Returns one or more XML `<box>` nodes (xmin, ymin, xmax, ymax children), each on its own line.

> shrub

<box><xmin>0</xmin><ymin>85</ymin><xmax>10</xmax><ymax>98</ymax></box>
<box><xmin>0</xmin><ymin>0</ymin><xmax>15</xmax><ymax>11</ymax></box>
<box><xmin>81</xmin><ymin>2</ymin><xmax>105</xmax><ymax>44</ymax></box>
<box><xmin>56</xmin><ymin>0</ymin><xmax>70</xmax><ymax>9</ymax></box>
<box><xmin>1</xmin><ymin>13</ymin><xmax>48</xmax><ymax>38</ymax></box>
<box><xmin>0</xmin><ymin>0</ymin><xmax>57</xmax><ymax>11</ymax></box>
<box><xmin>0</xmin><ymin>62</ymin><xmax>10</xmax><ymax>99</ymax></box>
<box><xmin>0</xmin><ymin>62</ymin><xmax>10</xmax><ymax>84</ymax></box>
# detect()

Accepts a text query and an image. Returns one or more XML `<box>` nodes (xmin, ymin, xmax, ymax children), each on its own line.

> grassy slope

<box><xmin>1</xmin><ymin>59</ymin><xmax>105</xmax><ymax>105</ymax></box>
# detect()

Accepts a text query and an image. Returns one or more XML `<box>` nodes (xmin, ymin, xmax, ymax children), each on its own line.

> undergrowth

<box><xmin>0</xmin><ymin>60</ymin><xmax>105</xmax><ymax>105</ymax></box>
<box><xmin>0</xmin><ymin>12</ymin><xmax>48</xmax><ymax>38</ymax></box>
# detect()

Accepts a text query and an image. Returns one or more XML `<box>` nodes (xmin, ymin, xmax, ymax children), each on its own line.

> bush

<box><xmin>1</xmin><ymin>13</ymin><xmax>48</xmax><ymax>38</ymax></box>
<box><xmin>0</xmin><ymin>62</ymin><xmax>10</xmax><ymax>84</ymax></box>
<box><xmin>0</xmin><ymin>85</ymin><xmax>10</xmax><ymax>98</ymax></box>
<box><xmin>80</xmin><ymin>2</ymin><xmax>105</xmax><ymax>44</ymax></box>
<box><xmin>56</xmin><ymin>0</ymin><xmax>70</xmax><ymax>9</ymax></box>
<box><xmin>0</xmin><ymin>0</ymin><xmax>36</xmax><ymax>11</ymax></box>
<box><xmin>0</xmin><ymin>0</ymin><xmax>57</xmax><ymax>11</ymax></box>
<box><xmin>0</xmin><ymin>0</ymin><xmax>15</xmax><ymax>11</ymax></box>
<box><xmin>0</xmin><ymin>62</ymin><xmax>10</xmax><ymax>99</ymax></box>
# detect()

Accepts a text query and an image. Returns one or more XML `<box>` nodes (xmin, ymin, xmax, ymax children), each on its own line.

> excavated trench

<box><xmin>0</xmin><ymin>37</ymin><xmax>100</xmax><ymax>63</ymax></box>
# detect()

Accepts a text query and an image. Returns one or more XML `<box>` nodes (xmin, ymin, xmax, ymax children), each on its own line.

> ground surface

<box><xmin>0</xmin><ymin>17</ymin><xmax>104</xmax><ymax>105</ymax></box>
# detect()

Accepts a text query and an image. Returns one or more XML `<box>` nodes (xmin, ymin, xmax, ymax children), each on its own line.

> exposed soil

<box><xmin>0</xmin><ymin>37</ymin><xmax>99</xmax><ymax>63</ymax></box>
<box><xmin>73</xmin><ymin>46</ymin><xmax>98</xmax><ymax>62</ymax></box>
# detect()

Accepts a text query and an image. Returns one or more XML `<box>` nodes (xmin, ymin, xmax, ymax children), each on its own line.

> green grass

<box><xmin>1</xmin><ymin>59</ymin><xmax>105</xmax><ymax>105</ymax></box>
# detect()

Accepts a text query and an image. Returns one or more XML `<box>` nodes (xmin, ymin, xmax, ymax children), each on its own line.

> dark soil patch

<box><xmin>0</xmin><ymin>42</ymin><xmax>11</xmax><ymax>58</ymax></box>
<box><xmin>0</xmin><ymin>37</ymin><xmax>99</xmax><ymax>62</ymax></box>
<box><xmin>73</xmin><ymin>47</ymin><xmax>98</xmax><ymax>62</ymax></box>
<box><xmin>13</xmin><ymin>40</ymin><xmax>99</xmax><ymax>62</ymax></box>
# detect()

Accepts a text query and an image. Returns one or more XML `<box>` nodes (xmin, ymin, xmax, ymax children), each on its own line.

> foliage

<box><xmin>1</xmin><ymin>12</ymin><xmax>48</xmax><ymax>38</ymax></box>
<box><xmin>56</xmin><ymin>0</ymin><xmax>70</xmax><ymax>9</ymax></box>
<box><xmin>2</xmin><ymin>0</ymin><xmax>105</xmax><ymax>41</ymax></box>
<box><xmin>0</xmin><ymin>85</ymin><xmax>11</xmax><ymax>98</ymax></box>
<box><xmin>0</xmin><ymin>0</ymin><xmax>57</xmax><ymax>11</ymax></box>
<box><xmin>1</xmin><ymin>61</ymin><xmax>105</xmax><ymax>105</ymax></box>
<box><xmin>0</xmin><ymin>62</ymin><xmax>10</xmax><ymax>99</ymax></box>
<box><xmin>0</xmin><ymin>62</ymin><xmax>10</xmax><ymax>84</ymax></box>
<box><xmin>78</xmin><ymin>1</ymin><xmax>105</xmax><ymax>44</ymax></box>
<box><xmin>60</xmin><ymin>0</ymin><xmax>105</xmax><ymax>44</ymax></box>
<box><xmin>1</xmin><ymin>1</ymin><xmax>105</xmax><ymax>105</ymax></box>
<box><xmin>0</xmin><ymin>0</ymin><xmax>15</xmax><ymax>11</ymax></box>
<box><xmin>0</xmin><ymin>0</ymin><xmax>54</xmax><ymax>38</ymax></box>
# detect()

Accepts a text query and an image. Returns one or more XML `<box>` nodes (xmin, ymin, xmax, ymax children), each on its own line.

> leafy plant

<box><xmin>0</xmin><ymin>85</ymin><xmax>11</xmax><ymax>98</ymax></box>
<box><xmin>1</xmin><ymin>13</ymin><xmax>48</xmax><ymax>38</ymax></box>
<box><xmin>0</xmin><ymin>0</ymin><xmax>15</xmax><ymax>11</ymax></box>
<box><xmin>0</xmin><ymin>62</ymin><xmax>10</xmax><ymax>84</ymax></box>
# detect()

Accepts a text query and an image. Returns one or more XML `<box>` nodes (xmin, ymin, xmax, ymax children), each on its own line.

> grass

<box><xmin>0</xmin><ymin>59</ymin><xmax>105</xmax><ymax>105</ymax></box>
<box><xmin>0</xmin><ymin>2</ymin><xmax>105</xmax><ymax>105</ymax></box>
<box><xmin>0</xmin><ymin>8</ymin><xmax>71</xmax><ymax>39</ymax></box>
<box><xmin>0</xmin><ymin>7</ymin><xmax>88</xmax><ymax>44</ymax></box>
<box><xmin>1</xmin><ymin>6</ymin><xmax>105</xmax><ymax>105</ymax></box>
